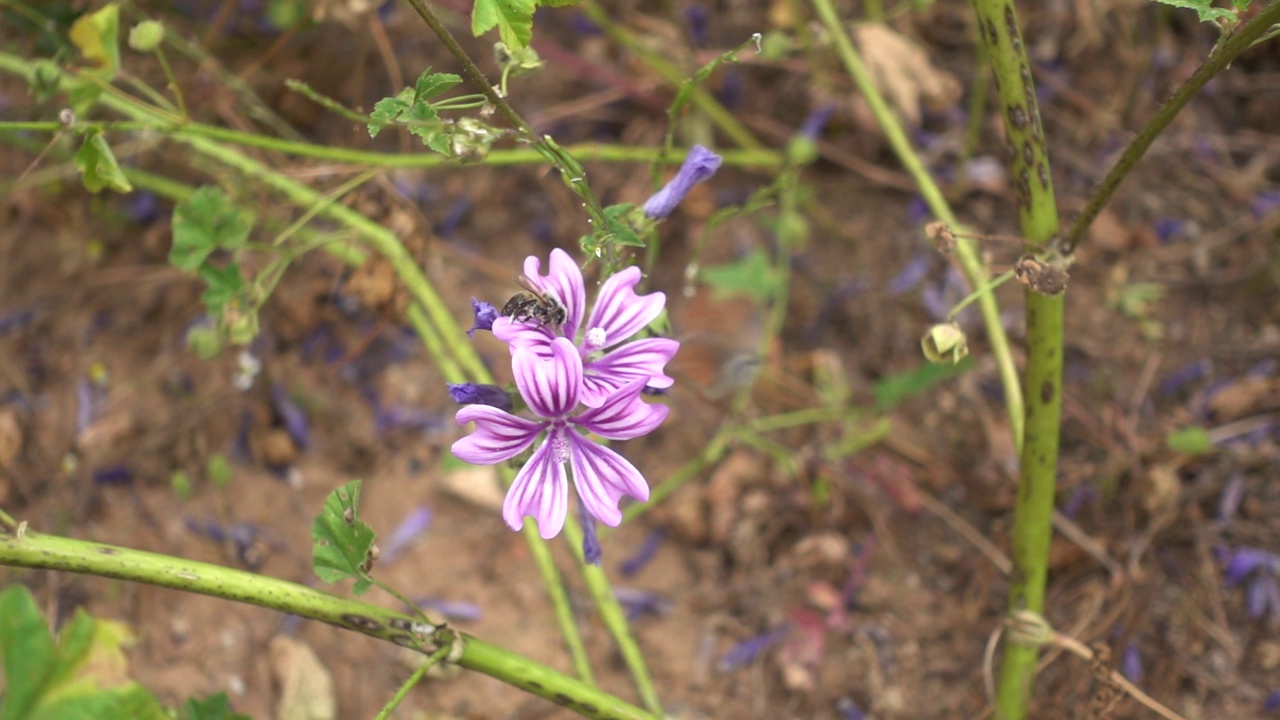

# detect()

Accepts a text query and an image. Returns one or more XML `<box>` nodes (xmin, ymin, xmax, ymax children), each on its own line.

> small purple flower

<box><xmin>643</xmin><ymin>145</ymin><xmax>723</xmax><ymax>219</ymax></box>
<box><xmin>451</xmin><ymin>338</ymin><xmax>668</xmax><ymax>539</ymax></box>
<box><xmin>447</xmin><ymin>382</ymin><xmax>513</xmax><ymax>411</ymax></box>
<box><xmin>493</xmin><ymin>249</ymin><xmax>679</xmax><ymax>408</ymax></box>
<box><xmin>468</xmin><ymin>298</ymin><xmax>499</xmax><ymax>337</ymax></box>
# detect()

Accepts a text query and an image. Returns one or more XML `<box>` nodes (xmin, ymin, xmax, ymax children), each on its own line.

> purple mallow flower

<box><xmin>468</xmin><ymin>298</ymin><xmax>499</xmax><ymax>337</ymax></box>
<box><xmin>451</xmin><ymin>338</ymin><xmax>669</xmax><ymax>539</ymax></box>
<box><xmin>492</xmin><ymin>249</ymin><xmax>679</xmax><ymax>408</ymax></box>
<box><xmin>447</xmin><ymin>382</ymin><xmax>513</xmax><ymax>411</ymax></box>
<box><xmin>643</xmin><ymin>145</ymin><xmax>723</xmax><ymax>219</ymax></box>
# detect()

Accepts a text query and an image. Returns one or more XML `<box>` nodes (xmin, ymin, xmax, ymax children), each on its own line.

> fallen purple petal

<box><xmin>92</xmin><ymin>465</ymin><xmax>133</xmax><ymax>485</ymax></box>
<box><xmin>836</xmin><ymin>697</ymin><xmax>866</xmax><ymax>720</ymax></box>
<box><xmin>380</xmin><ymin>506</ymin><xmax>433</xmax><ymax>564</ymax></box>
<box><xmin>1122</xmin><ymin>643</ymin><xmax>1143</xmax><ymax>683</ymax></box>
<box><xmin>1154</xmin><ymin>218</ymin><xmax>1185</xmax><ymax>244</ymax></box>
<box><xmin>614</xmin><ymin>587</ymin><xmax>671</xmax><ymax>621</ymax></box>
<box><xmin>271</xmin><ymin>384</ymin><xmax>310</xmax><ymax>449</ymax></box>
<box><xmin>1224</xmin><ymin>547</ymin><xmax>1280</xmax><ymax>586</ymax></box>
<box><xmin>887</xmin><ymin>255</ymin><xmax>931</xmax><ymax>296</ymax></box>
<box><xmin>684</xmin><ymin>4</ymin><xmax>709</xmax><ymax>46</ymax></box>
<box><xmin>799</xmin><ymin>104</ymin><xmax>838</xmax><ymax>140</ymax></box>
<box><xmin>619</xmin><ymin>528</ymin><xmax>666</xmax><ymax>577</ymax></box>
<box><xmin>1265</xmin><ymin>690</ymin><xmax>1280</xmax><ymax>712</ymax></box>
<box><xmin>435</xmin><ymin>196</ymin><xmax>471</xmax><ymax>238</ymax></box>
<box><xmin>1159</xmin><ymin>359</ymin><xmax>1211</xmax><ymax>396</ymax></box>
<box><xmin>415</xmin><ymin>597</ymin><xmax>483</xmax><ymax>622</ymax></box>
<box><xmin>718</xmin><ymin>625</ymin><xmax>790</xmax><ymax>672</ymax></box>
<box><xmin>0</xmin><ymin>308</ymin><xmax>36</xmax><ymax>335</ymax></box>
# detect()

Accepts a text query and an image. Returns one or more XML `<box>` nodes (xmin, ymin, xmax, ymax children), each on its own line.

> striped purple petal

<box><xmin>574</xmin><ymin>379</ymin><xmax>669</xmax><ymax>441</ymax></box>
<box><xmin>583</xmin><ymin>267</ymin><xmax>666</xmax><ymax>350</ymax></box>
<box><xmin>521</xmin><ymin>248</ymin><xmax>586</xmax><ymax>340</ymax></box>
<box><xmin>451</xmin><ymin>406</ymin><xmax>542</xmax><ymax>464</ymax></box>
<box><xmin>581</xmin><ymin>338</ymin><xmax>679</xmax><ymax>408</ymax></box>
<box><xmin>567</xmin><ymin>431</ymin><xmax>649</xmax><ymax>527</ymax></box>
<box><xmin>513</xmin><ymin>338</ymin><xmax>582</xmax><ymax>419</ymax></box>
<box><xmin>503</xmin><ymin>435</ymin><xmax>569</xmax><ymax>538</ymax></box>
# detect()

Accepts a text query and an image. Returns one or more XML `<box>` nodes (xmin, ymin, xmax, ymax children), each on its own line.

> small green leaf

<box><xmin>197</xmin><ymin>263</ymin><xmax>244</xmax><ymax>310</ymax></box>
<box><xmin>413</xmin><ymin>69</ymin><xmax>462</xmax><ymax>101</ymax></box>
<box><xmin>73</xmin><ymin>131</ymin><xmax>132</xmax><ymax>194</ymax></box>
<box><xmin>873</xmin><ymin>358</ymin><xmax>973</xmax><ymax>410</ymax></box>
<box><xmin>1166</xmin><ymin>426</ymin><xmax>1214</xmax><ymax>455</ymax></box>
<box><xmin>170</xmin><ymin>187</ymin><xmax>254</xmax><ymax>271</ymax></box>
<box><xmin>701</xmin><ymin>248</ymin><xmax>779</xmax><ymax>303</ymax></box>
<box><xmin>181</xmin><ymin>693</ymin><xmax>251</xmax><ymax>720</ymax></box>
<box><xmin>312</xmin><ymin>479</ymin><xmax>377</xmax><ymax>595</ymax></box>
<box><xmin>207</xmin><ymin>453</ymin><xmax>232</xmax><ymax>487</ymax></box>
<box><xmin>367</xmin><ymin>92</ymin><xmax>412</xmax><ymax>138</ymax></box>
<box><xmin>69</xmin><ymin>4</ymin><xmax>121</xmax><ymax>74</ymax></box>
<box><xmin>471</xmin><ymin>0</ymin><xmax>535</xmax><ymax>50</ymax></box>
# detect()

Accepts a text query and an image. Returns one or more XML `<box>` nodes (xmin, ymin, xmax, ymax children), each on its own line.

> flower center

<box><xmin>549</xmin><ymin>426</ymin><xmax>572</xmax><ymax>464</ymax></box>
<box><xmin>582</xmin><ymin>326</ymin><xmax>608</xmax><ymax>353</ymax></box>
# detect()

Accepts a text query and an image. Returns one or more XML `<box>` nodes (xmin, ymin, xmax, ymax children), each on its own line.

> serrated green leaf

<box><xmin>367</xmin><ymin>92</ymin><xmax>412</xmax><ymax>138</ymax></box>
<box><xmin>181</xmin><ymin>693</ymin><xmax>251</xmax><ymax>720</ymax></box>
<box><xmin>170</xmin><ymin>187</ymin><xmax>254</xmax><ymax>271</ymax></box>
<box><xmin>69</xmin><ymin>4</ymin><xmax>121</xmax><ymax>75</ymax></box>
<box><xmin>414</xmin><ymin>69</ymin><xmax>462</xmax><ymax>101</ymax></box>
<box><xmin>73</xmin><ymin>131</ymin><xmax>133</xmax><ymax>194</ymax></box>
<box><xmin>197</xmin><ymin>263</ymin><xmax>244</xmax><ymax>310</ymax></box>
<box><xmin>1153</xmin><ymin>0</ymin><xmax>1236</xmax><ymax>22</ymax></box>
<box><xmin>701</xmin><ymin>247</ymin><xmax>778</xmax><ymax>303</ymax></box>
<box><xmin>471</xmin><ymin>0</ymin><xmax>535</xmax><ymax>50</ymax></box>
<box><xmin>1167</xmin><ymin>425</ymin><xmax>1214</xmax><ymax>455</ymax></box>
<box><xmin>0</xmin><ymin>585</ymin><xmax>58</xmax><ymax>720</ymax></box>
<box><xmin>312</xmin><ymin>479</ymin><xmax>377</xmax><ymax>595</ymax></box>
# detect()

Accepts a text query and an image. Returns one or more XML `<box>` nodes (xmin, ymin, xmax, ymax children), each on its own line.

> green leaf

<box><xmin>701</xmin><ymin>248</ymin><xmax>779</xmax><ymax>303</ymax></box>
<box><xmin>538</xmin><ymin>0</ymin><xmax>581</xmax><ymax>6</ymax></box>
<box><xmin>1166</xmin><ymin>425</ymin><xmax>1214</xmax><ymax>455</ymax></box>
<box><xmin>181</xmin><ymin>693</ymin><xmax>251</xmax><ymax>720</ymax></box>
<box><xmin>73</xmin><ymin>131</ymin><xmax>133</xmax><ymax>194</ymax></box>
<box><xmin>68</xmin><ymin>3</ymin><xmax>121</xmax><ymax>75</ymax></box>
<box><xmin>367</xmin><ymin>91</ymin><xmax>412</xmax><ymax>138</ymax></box>
<box><xmin>601</xmin><ymin>203</ymin><xmax>645</xmax><ymax>248</ymax></box>
<box><xmin>170</xmin><ymin>187</ymin><xmax>254</xmax><ymax>271</ymax></box>
<box><xmin>413</xmin><ymin>69</ymin><xmax>462</xmax><ymax>101</ymax></box>
<box><xmin>873</xmin><ymin>358</ymin><xmax>973</xmax><ymax>410</ymax></box>
<box><xmin>1153</xmin><ymin>0</ymin><xmax>1236</xmax><ymax>23</ymax></box>
<box><xmin>471</xmin><ymin>0</ymin><xmax>535</xmax><ymax>50</ymax></box>
<box><xmin>312</xmin><ymin>479</ymin><xmax>377</xmax><ymax>595</ymax></box>
<box><xmin>207</xmin><ymin>453</ymin><xmax>232</xmax><ymax>488</ymax></box>
<box><xmin>197</xmin><ymin>263</ymin><xmax>244</xmax><ymax>311</ymax></box>
<box><xmin>0</xmin><ymin>585</ymin><xmax>58</xmax><ymax>720</ymax></box>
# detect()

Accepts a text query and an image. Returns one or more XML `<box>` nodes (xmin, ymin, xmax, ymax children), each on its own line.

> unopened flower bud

<box><xmin>128</xmin><ymin>20</ymin><xmax>165</xmax><ymax>52</ymax></box>
<box><xmin>921</xmin><ymin>322</ymin><xmax>968</xmax><ymax>364</ymax></box>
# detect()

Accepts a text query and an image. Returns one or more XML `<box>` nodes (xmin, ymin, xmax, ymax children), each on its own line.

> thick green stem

<box><xmin>967</xmin><ymin>2</ymin><xmax>1063</xmax><ymax>718</ymax></box>
<box><xmin>0</xmin><ymin>528</ymin><xmax>656</xmax><ymax>720</ymax></box>
<box><xmin>809</xmin><ymin>0</ymin><xmax>1024</xmax><ymax>448</ymax></box>
<box><xmin>1062</xmin><ymin>2</ymin><xmax>1280</xmax><ymax>253</ymax></box>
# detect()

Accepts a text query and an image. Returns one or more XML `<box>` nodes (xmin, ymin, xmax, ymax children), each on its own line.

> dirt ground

<box><xmin>2</xmin><ymin>1</ymin><xmax>1280</xmax><ymax>719</ymax></box>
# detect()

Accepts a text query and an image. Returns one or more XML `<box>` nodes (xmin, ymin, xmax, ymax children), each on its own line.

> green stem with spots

<box><xmin>0</xmin><ymin>527</ymin><xmax>657</xmax><ymax>720</ymax></box>
<box><xmin>967</xmin><ymin>2</ymin><xmax>1063</xmax><ymax>718</ymax></box>
<box><xmin>808</xmin><ymin>0</ymin><xmax>1025</xmax><ymax>449</ymax></box>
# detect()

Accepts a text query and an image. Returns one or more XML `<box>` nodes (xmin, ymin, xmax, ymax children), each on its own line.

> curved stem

<box><xmin>372</xmin><ymin>652</ymin><xmax>437</xmax><ymax>720</ymax></box>
<box><xmin>0</xmin><ymin>527</ymin><xmax>657</xmax><ymax>720</ymax></box>
<box><xmin>1061</xmin><ymin>1</ymin><xmax>1280</xmax><ymax>253</ymax></box>
<box><xmin>808</xmin><ymin>0</ymin><xmax>1024</xmax><ymax>448</ymax></box>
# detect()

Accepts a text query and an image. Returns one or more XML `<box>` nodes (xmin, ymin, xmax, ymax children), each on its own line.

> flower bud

<box><xmin>921</xmin><ymin>322</ymin><xmax>968</xmax><ymax>364</ymax></box>
<box><xmin>128</xmin><ymin>20</ymin><xmax>165</xmax><ymax>52</ymax></box>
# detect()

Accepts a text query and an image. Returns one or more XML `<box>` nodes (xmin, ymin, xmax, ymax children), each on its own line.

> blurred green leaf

<box><xmin>873</xmin><ymin>358</ymin><xmax>973</xmax><ymax>410</ymax></box>
<box><xmin>170</xmin><ymin>187</ymin><xmax>253</xmax><ymax>271</ymax></box>
<box><xmin>312</xmin><ymin>479</ymin><xmax>377</xmax><ymax>595</ymax></box>
<box><xmin>0</xmin><ymin>586</ymin><xmax>167</xmax><ymax>720</ymax></box>
<box><xmin>68</xmin><ymin>3</ymin><xmax>120</xmax><ymax>75</ymax></box>
<box><xmin>197</xmin><ymin>263</ymin><xmax>245</xmax><ymax>310</ymax></box>
<box><xmin>207</xmin><ymin>453</ymin><xmax>232</xmax><ymax>488</ymax></box>
<box><xmin>1153</xmin><ymin>0</ymin><xmax>1238</xmax><ymax>23</ymax></box>
<box><xmin>73</xmin><ymin>131</ymin><xmax>132</xmax><ymax>194</ymax></box>
<box><xmin>1166</xmin><ymin>425</ymin><xmax>1214</xmax><ymax>455</ymax></box>
<box><xmin>701</xmin><ymin>248</ymin><xmax>779</xmax><ymax>303</ymax></box>
<box><xmin>472</xmin><ymin>0</ymin><xmax>535</xmax><ymax>49</ymax></box>
<box><xmin>180</xmin><ymin>693</ymin><xmax>250</xmax><ymax>720</ymax></box>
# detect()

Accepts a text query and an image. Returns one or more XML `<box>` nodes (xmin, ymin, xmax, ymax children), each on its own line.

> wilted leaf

<box><xmin>69</xmin><ymin>4</ymin><xmax>121</xmax><ymax>75</ymax></box>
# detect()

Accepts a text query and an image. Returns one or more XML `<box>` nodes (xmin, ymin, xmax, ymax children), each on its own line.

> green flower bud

<box><xmin>921</xmin><ymin>322</ymin><xmax>968</xmax><ymax>364</ymax></box>
<box><xmin>128</xmin><ymin>20</ymin><xmax>165</xmax><ymax>52</ymax></box>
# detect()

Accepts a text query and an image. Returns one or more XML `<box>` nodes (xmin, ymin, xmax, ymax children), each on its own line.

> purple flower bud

<box><xmin>447</xmin><ymin>382</ymin><xmax>513</xmax><ymax>411</ymax></box>
<box><xmin>468</xmin><ymin>298</ymin><xmax>499</xmax><ymax>338</ymax></box>
<box><xmin>619</xmin><ymin>528</ymin><xmax>665</xmax><ymax>576</ymax></box>
<box><xmin>643</xmin><ymin>146</ymin><xmax>723</xmax><ymax>219</ymax></box>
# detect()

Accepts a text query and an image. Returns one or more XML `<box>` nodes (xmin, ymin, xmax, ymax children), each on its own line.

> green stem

<box><xmin>620</xmin><ymin>425</ymin><xmax>733</xmax><ymax>525</ymax></box>
<box><xmin>1061</xmin><ymin>1</ymin><xmax>1280</xmax><ymax>253</ymax></box>
<box><xmin>517</xmin><ymin>515</ymin><xmax>596</xmax><ymax>685</ymax></box>
<box><xmin>0</xmin><ymin>118</ymin><xmax>780</xmax><ymax>168</ymax></box>
<box><xmin>153</xmin><ymin>45</ymin><xmax>188</xmax><ymax>120</ymax></box>
<box><xmin>967</xmin><ymin>2</ymin><xmax>1063</xmax><ymax>718</ymax></box>
<box><xmin>808</xmin><ymin>0</ymin><xmax>1024</xmax><ymax>449</ymax></box>
<box><xmin>577</xmin><ymin>1</ymin><xmax>764</xmax><ymax>151</ymax></box>
<box><xmin>0</xmin><ymin>528</ymin><xmax>656</xmax><ymax>720</ymax></box>
<box><xmin>372</xmin><ymin>649</ymin><xmax>438</xmax><ymax>720</ymax></box>
<box><xmin>561</xmin><ymin>517</ymin><xmax>662</xmax><ymax>714</ymax></box>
